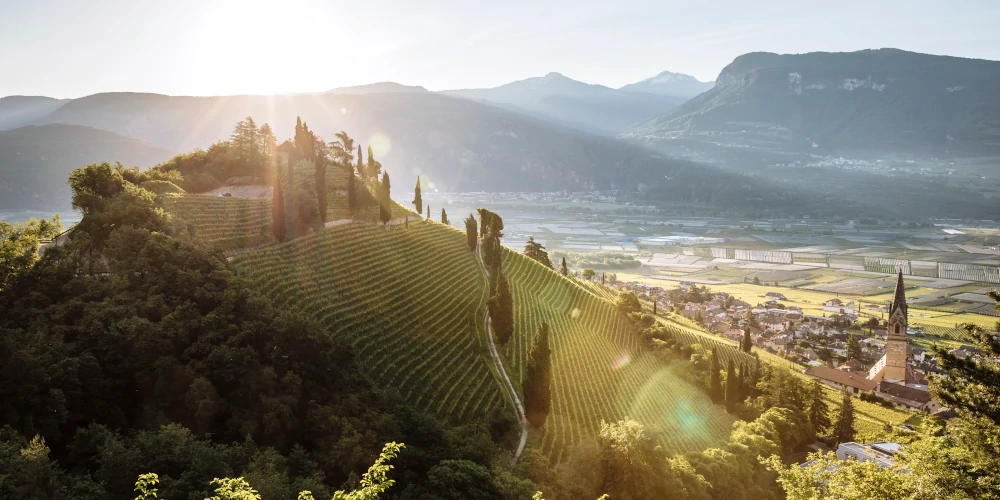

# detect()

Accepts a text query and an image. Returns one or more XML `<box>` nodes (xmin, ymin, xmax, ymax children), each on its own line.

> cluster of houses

<box><xmin>612</xmin><ymin>274</ymin><xmax>980</xmax><ymax>416</ymax></box>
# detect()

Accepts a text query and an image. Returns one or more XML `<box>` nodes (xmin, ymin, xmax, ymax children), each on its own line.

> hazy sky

<box><xmin>2</xmin><ymin>0</ymin><xmax>999</xmax><ymax>98</ymax></box>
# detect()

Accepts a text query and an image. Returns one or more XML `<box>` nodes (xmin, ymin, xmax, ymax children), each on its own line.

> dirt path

<box><xmin>475</xmin><ymin>243</ymin><xmax>528</xmax><ymax>465</ymax></box>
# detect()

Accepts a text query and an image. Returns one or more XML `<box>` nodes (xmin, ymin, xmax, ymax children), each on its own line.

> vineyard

<box><xmin>232</xmin><ymin>222</ymin><xmax>508</xmax><ymax>421</ymax></box>
<box><xmin>161</xmin><ymin>194</ymin><xmax>274</xmax><ymax>251</ymax></box>
<box><xmin>500</xmin><ymin>250</ymin><xmax>734</xmax><ymax>463</ymax></box>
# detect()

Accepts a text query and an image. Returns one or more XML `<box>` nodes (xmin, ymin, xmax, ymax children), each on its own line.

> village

<box><xmin>604</xmin><ymin>272</ymin><xmax>986</xmax><ymax>417</ymax></box>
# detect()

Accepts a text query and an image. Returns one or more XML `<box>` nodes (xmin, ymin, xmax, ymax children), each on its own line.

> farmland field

<box><xmin>162</xmin><ymin>194</ymin><xmax>274</xmax><ymax>251</ymax></box>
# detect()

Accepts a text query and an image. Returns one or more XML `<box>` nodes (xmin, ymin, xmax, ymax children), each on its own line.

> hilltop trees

<box><xmin>830</xmin><ymin>391</ymin><xmax>856</xmax><ymax>445</ymax></box>
<box><xmin>0</xmin><ymin>215</ymin><xmax>61</xmax><ymax>292</ymax></box>
<box><xmin>272</xmin><ymin>171</ymin><xmax>285</xmax><ymax>241</ymax></box>
<box><xmin>413</xmin><ymin>177</ymin><xmax>422</xmax><ymax>215</ymax></box>
<box><xmin>441</xmin><ymin>208</ymin><xmax>448</xmax><ymax>225</ymax></box>
<box><xmin>709</xmin><ymin>349</ymin><xmax>723</xmax><ymax>403</ymax></box>
<box><xmin>379</xmin><ymin>171</ymin><xmax>391</xmax><ymax>225</ymax></box>
<box><xmin>559</xmin><ymin>258</ymin><xmax>568</xmax><ymax>277</ymax></box>
<box><xmin>581</xmin><ymin>268</ymin><xmax>595</xmax><ymax>281</ymax></box>
<box><xmin>523</xmin><ymin>322</ymin><xmax>552</xmax><ymax>427</ymax></box>
<box><xmin>614</xmin><ymin>291</ymin><xmax>641</xmax><ymax>315</ymax></box>
<box><xmin>523</xmin><ymin>236</ymin><xmax>553</xmax><ymax>269</ymax></box>
<box><xmin>465</xmin><ymin>215</ymin><xmax>477</xmax><ymax>251</ymax></box>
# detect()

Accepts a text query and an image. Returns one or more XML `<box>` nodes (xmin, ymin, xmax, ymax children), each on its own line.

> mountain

<box><xmin>619</xmin><ymin>71</ymin><xmax>714</xmax><ymax>98</ymax></box>
<box><xmin>627</xmin><ymin>49</ymin><xmax>1000</xmax><ymax>158</ymax></box>
<box><xmin>443</xmin><ymin>72</ymin><xmax>685</xmax><ymax>134</ymax></box>
<box><xmin>327</xmin><ymin>81</ymin><xmax>428</xmax><ymax>94</ymax></box>
<box><xmin>0</xmin><ymin>96</ymin><xmax>68</xmax><ymax>131</ymax></box>
<box><xmin>0</xmin><ymin>124</ymin><xmax>174</xmax><ymax>210</ymax></box>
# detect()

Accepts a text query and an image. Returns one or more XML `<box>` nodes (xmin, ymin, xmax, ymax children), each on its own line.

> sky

<box><xmin>2</xmin><ymin>0</ymin><xmax>999</xmax><ymax>98</ymax></box>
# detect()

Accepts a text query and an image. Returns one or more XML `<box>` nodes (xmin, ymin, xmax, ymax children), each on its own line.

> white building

<box><xmin>836</xmin><ymin>442</ymin><xmax>899</xmax><ymax>468</ymax></box>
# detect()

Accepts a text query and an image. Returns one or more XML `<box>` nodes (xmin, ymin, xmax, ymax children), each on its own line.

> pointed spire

<box><xmin>889</xmin><ymin>270</ymin><xmax>907</xmax><ymax>319</ymax></box>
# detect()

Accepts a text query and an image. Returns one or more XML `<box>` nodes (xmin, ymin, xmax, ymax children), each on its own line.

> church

<box><xmin>803</xmin><ymin>271</ymin><xmax>939</xmax><ymax>412</ymax></box>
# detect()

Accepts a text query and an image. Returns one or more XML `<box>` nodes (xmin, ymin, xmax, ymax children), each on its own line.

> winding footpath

<box><xmin>475</xmin><ymin>244</ymin><xmax>528</xmax><ymax>465</ymax></box>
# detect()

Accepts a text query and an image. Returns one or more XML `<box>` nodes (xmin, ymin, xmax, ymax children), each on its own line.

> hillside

<box><xmin>619</xmin><ymin>70</ymin><xmax>714</xmax><ymax>98</ymax></box>
<box><xmin>0</xmin><ymin>124</ymin><xmax>174</xmax><ymax>210</ymax></box>
<box><xmin>0</xmin><ymin>95</ymin><xmax>67</xmax><ymax>130</ymax></box>
<box><xmin>444</xmin><ymin>72</ymin><xmax>685</xmax><ymax>135</ymax></box>
<box><xmin>628</xmin><ymin>49</ymin><xmax>1000</xmax><ymax>158</ymax></box>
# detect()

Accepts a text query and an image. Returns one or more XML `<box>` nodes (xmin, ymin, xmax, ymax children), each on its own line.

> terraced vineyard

<box><xmin>233</xmin><ymin>222</ymin><xmax>507</xmax><ymax>420</ymax></box>
<box><xmin>161</xmin><ymin>194</ymin><xmax>274</xmax><ymax>251</ymax></box>
<box><xmin>500</xmin><ymin>250</ymin><xmax>734</xmax><ymax>463</ymax></box>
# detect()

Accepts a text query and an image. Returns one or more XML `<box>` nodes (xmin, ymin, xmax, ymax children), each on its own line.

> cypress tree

<box><xmin>831</xmin><ymin>391</ymin><xmax>856</xmax><ymax>445</ymax></box>
<box><xmin>379</xmin><ymin>171</ymin><xmax>391</xmax><ymax>225</ymax></box>
<box><xmin>489</xmin><ymin>271</ymin><xmax>514</xmax><ymax>345</ymax></box>
<box><xmin>441</xmin><ymin>208</ymin><xmax>448</xmax><ymax>225</ymax></box>
<box><xmin>742</xmin><ymin>328</ymin><xmax>753</xmax><ymax>353</ymax></box>
<box><xmin>464</xmin><ymin>215</ymin><xmax>477</xmax><ymax>251</ymax></box>
<box><xmin>807</xmin><ymin>380</ymin><xmax>831</xmax><ymax>434</ymax></box>
<box><xmin>426</xmin><ymin>204</ymin><xmax>430</xmax><ymax>221</ymax></box>
<box><xmin>367</xmin><ymin>145</ymin><xmax>380</xmax><ymax>179</ymax></box>
<box><xmin>724</xmin><ymin>359</ymin><xmax>738</xmax><ymax>412</ymax></box>
<box><xmin>709</xmin><ymin>349</ymin><xmax>723</xmax><ymax>403</ymax></box>
<box><xmin>272</xmin><ymin>171</ymin><xmax>286</xmax><ymax>241</ymax></box>
<box><xmin>412</xmin><ymin>177</ymin><xmax>422</xmax><ymax>215</ymax></box>
<box><xmin>559</xmin><ymin>257</ymin><xmax>568</xmax><ymax>277</ymax></box>
<box><xmin>523</xmin><ymin>322</ymin><xmax>552</xmax><ymax>427</ymax></box>
<box><xmin>356</xmin><ymin>144</ymin><xmax>364</xmax><ymax>177</ymax></box>
<box><xmin>347</xmin><ymin>169</ymin><xmax>357</xmax><ymax>214</ymax></box>
<box><xmin>314</xmin><ymin>135</ymin><xmax>327</xmax><ymax>223</ymax></box>
<box><xmin>286</xmin><ymin>156</ymin><xmax>296</xmax><ymax>239</ymax></box>
<box><xmin>653</xmin><ymin>301</ymin><xmax>657</xmax><ymax>315</ymax></box>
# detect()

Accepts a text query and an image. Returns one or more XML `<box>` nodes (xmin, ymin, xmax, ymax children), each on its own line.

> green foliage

<box><xmin>412</xmin><ymin>177</ymin><xmax>422</xmax><ymax>215</ymax></box>
<box><xmin>272</xmin><ymin>170</ymin><xmax>286</xmax><ymax>242</ymax></box>
<box><xmin>724</xmin><ymin>359</ymin><xmax>738</xmax><ymax>412</ymax></box>
<box><xmin>522</xmin><ymin>236</ymin><xmax>553</xmax><ymax>269</ymax></box>
<box><xmin>0</xmin><ymin>215</ymin><xmax>61</xmax><ymax>292</ymax></box>
<box><xmin>440</xmin><ymin>208</ymin><xmax>448</xmax><ymax>225</ymax></box>
<box><xmin>614</xmin><ymin>291</ymin><xmax>641</xmax><ymax>315</ymax></box>
<box><xmin>523</xmin><ymin>323</ymin><xmax>552</xmax><ymax>427</ymax></box>
<box><xmin>549</xmin><ymin>250</ymin><xmax>640</xmax><ymax>270</ymax></box>
<box><xmin>846</xmin><ymin>334</ymin><xmax>862</xmax><ymax>361</ymax></box>
<box><xmin>763</xmin><ymin>451</ymin><xmax>913</xmax><ymax>500</ymax></box>
<box><xmin>205</xmin><ymin>477</ymin><xmax>260</xmax><ymax>500</ymax></box>
<box><xmin>331</xmin><ymin>442</ymin><xmax>403</xmax><ymax>500</ymax></box>
<box><xmin>379</xmin><ymin>172</ymin><xmax>391</xmax><ymax>225</ymax></box>
<box><xmin>366</xmin><ymin>145</ymin><xmax>381</xmax><ymax>180</ymax></box>
<box><xmin>464</xmin><ymin>214</ymin><xmax>477</xmax><ymax>251</ymax></box>
<box><xmin>581</xmin><ymin>268</ymin><xmax>596</xmax><ymax>281</ymax></box>
<box><xmin>831</xmin><ymin>391</ymin><xmax>856</xmax><ymax>446</ymax></box>
<box><xmin>807</xmin><ymin>380</ymin><xmax>831</xmax><ymax>434</ymax></box>
<box><xmin>489</xmin><ymin>270</ymin><xmax>514</xmax><ymax>345</ymax></box>
<box><xmin>709</xmin><ymin>349</ymin><xmax>723</xmax><ymax>404</ymax></box>
<box><xmin>134</xmin><ymin>472</ymin><xmax>159</xmax><ymax>500</ymax></box>
<box><xmin>559</xmin><ymin>257</ymin><xmax>568</xmax><ymax>277</ymax></box>
<box><xmin>142</xmin><ymin>179</ymin><xmax>186</xmax><ymax>195</ymax></box>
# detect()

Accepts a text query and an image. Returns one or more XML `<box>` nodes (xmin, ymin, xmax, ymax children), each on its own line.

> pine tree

<box><xmin>559</xmin><ymin>257</ymin><xmax>568</xmax><ymax>277</ymax></box>
<box><xmin>464</xmin><ymin>214</ymin><xmax>477</xmax><ymax>251</ymax></box>
<box><xmin>831</xmin><ymin>391</ymin><xmax>856</xmax><ymax>445</ymax></box>
<box><xmin>523</xmin><ymin>236</ymin><xmax>553</xmax><ymax>269</ymax></box>
<box><xmin>272</xmin><ymin>171</ymin><xmax>286</xmax><ymax>241</ymax></box>
<box><xmin>441</xmin><ymin>208</ymin><xmax>448</xmax><ymax>225</ymax></box>
<box><xmin>347</xmin><ymin>169</ymin><xmax>357</xmax><ymax>214</ymax></box>
<box><xmin>523</xmin><ymin>322</ymin><xmax>552</xmax><ymax>427</ymax></box>
<box><xmin>742</xmin><ymin>329</ymin><xmax>753</xmax><ymax>353</ymax></box>
<box><xmin>709</xmin><ymin>348</ymin><xmax>723</xmax><ymax>403</ymax></box>
<box><xmin>379</xmin><ymin>171</ymin><xmax>391</xmax><ymax>225</ymax></box>
<box><xmin>489</xmin><ymin>270</ymin><xmax>514</xmax><ymax>345</ymax></box>
<box><xmin>412</xmin><ymin>177</ymin><xmax>422</xmax><ymax>215</ymax></box>
<box><xmin>807</xmin><ymin>380</ymin><xmax>831</xmax><ymax>434</ymax></box>
<box><xmin>724</xmin><ymin>359</ymin><xmax>738</xmax><ymax>412</ymax></box>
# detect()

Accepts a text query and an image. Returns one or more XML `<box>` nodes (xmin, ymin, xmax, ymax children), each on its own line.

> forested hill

<box><xmin>628</xmin><ymin>48</ymin><xmax>1000</xmax><ymax>157</ymax></box>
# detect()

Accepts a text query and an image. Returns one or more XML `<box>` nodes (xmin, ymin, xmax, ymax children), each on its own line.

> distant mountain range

<box><xmin>619</xmin><ymin>71</ymin><xmax>714</xmax><ymax>98</ymax></box>
<box><xmin>627</xmin><ymin>49</ymin><xmax>1000</xmax><ymax>159</ymax></box>
<box><xmin>0</xmin><ymin>124</ymin><xmax>173</xmax><ymax>210</ymax></box>
<box><xmin>0</xmin><ymin>96</ymin><xmax>69</xmax><ymax>130</ymax></box>
<box><xmin>443</xmin><ymin>72</ymin><xmax>687</xmax><ymax>135</ymax></box>
<box><xmin>327</xmin><ymin>82</ymin><xmax>428</xmax><ymax>94</ymax></box>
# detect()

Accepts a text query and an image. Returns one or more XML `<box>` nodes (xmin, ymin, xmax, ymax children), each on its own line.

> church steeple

<box><xmin>888</xmin><ymin>270</ymin><xmax>907</xmax><ymax>320</ymax></box>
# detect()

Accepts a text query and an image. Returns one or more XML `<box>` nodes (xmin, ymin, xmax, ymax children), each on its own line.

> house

<box><xmin>875</xmin><ymin>382</ymin><xmax>939</xmax><ymax>412</ymax></box>
<box><xmin>803</xmin><ymin>366</ymin><xmax>877</xmax><ymax>394</ymax></box>
<box><xmin>709</xmin><ymin>321</ymin><xmax>731</xmax><ymax>334</ymax></box>
<box><xmin>761</xmin><ymin>317</ymin><xmax>787</xmax><ymax>333</ymax></box>
<box><xmin>836</xmin><ymin>442</ymin><xmax>899</xmax><ymax>468</ymax></box>
<box><xmin>724</xmin><ymin>328</ymin><xmax>745</xmax><ymax>342</ymax></box>
<box><xmin>826</xmin><ymin>298</ymin><xmax>843</xmax><ymax>307</ymax></box>
<box><xmin>837</xmin><ymin>359</ymin><xmax>867</xmax><ymax>373</ymax></box>
<box><xmin>949</xmin><ymin>345</ymin><xmax>982</xmax><ymax>360</ymax></box>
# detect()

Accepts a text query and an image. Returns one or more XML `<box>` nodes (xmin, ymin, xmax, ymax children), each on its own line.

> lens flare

<box><xmin>340</xmin><ymin>107</ymin><xmax>347</xmax><ymax>115</ymax></box>
<box><xmin>570</xmin><ymin>308</ymin><xmax>581</xmax><ymax>319</ymax></box>
<box><xmin>611</xmin><ymin>350</ymin><xmax>631</xmax><ymax>370</ymax></box>
<box><xmin>368</xmin><ymin>132</ymin><xmax>391</xmax><ymax>157</ymax></box>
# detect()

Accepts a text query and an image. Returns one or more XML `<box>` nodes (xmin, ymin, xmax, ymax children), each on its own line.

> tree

<box><xmin>328</xmin><ymin>131</ymin><xmax>354</xmax><ymax>169</ymax></box>
<box><xmin>523</xmin><ymin>237</ymin><xmax>553</xmax><ymax>269</ymax></box>
<box><xmin>581</xmin><ymin>268</ymin><xmax>596</xmax><ymax>281</ymax></box>
<box><xmin>559</xmin><ymin>257</ymin><xmax>568</xmax><ymax>277</ymax></box>
<box><xmin>807</xmin><ymin>380</ymin><xmax>831</xmax><ymax>434</ymax></box>
<box><xmin>413</xmin><ymin>177</ymin><xmax>422</xmax><ymax>215</ymax></box>
<box><xmin>441</xmin><ymin>208</ymin><xmax>448</xmax><ymax>225</ymax></box>
<box><xmin>347</xmin><ymin>168</ymin><xmax>357</xmax><ymax>214</ymax></box>
<box><xmin>725</xmin><ymin>359</ymin><xmax>738</xmax><ymax>412</ymax></box>
<box><xmin>379</xmin><ymin>171</ymin><xmax>391</xmax><ymax>225</ymax></box>
<box><xmin>0</xmin><ymin>216</ymin><xmax>62</xmax><ymax>292</ymax></box>
<box><xmin>741</xmin><ymin>329</ymin><xmax>753</xmax><ymax>353</ymax></box>
<box><xmin>314</xmin><ymin>133</ymin><xmax>328</xmax><ymax>223</ymax></box>
<box><xmin>709</xmin><ymin>349</ymin><xmax>723</xmax><ymax>403</ymax></box>
<box><xmin>523</xmin><ymin>323</ymin><xmax>552</xmax><ymax>427</ymax></box>
<box><xmin>763</xmin><ymin>451</ymin><xmax>913</xmax><ymax>500</ymax></box>
<box><xmin>489</xmin><ymin>271</ymin><xmax>514</xmax><ymax>345</ymax></box>
<box><xmin>830</xmin><ymin>391</ymin><xmax>855</xmax><ymax>446</ymax></box>
<box><xmin>272</xmin><ymin>172</ymin><xmax>286</xmax><ymax>241</ymax></box>
<box><xmin>286</xmin><ymin>157</ymin><xmax>296</xmax><ymax>239</ymax></box>
<box><xmin>356</xmin><ymin>144</ymin><xmax>364</xmax><ymax>177</ymax></box>
<box><xmin>752</xmin><ymin>276</ymin><xmax>761</xmax><ymax>285</ymax></box>
<box><xmin>846</xmin><ymin>334</ymin><xmax>862</xmax><ymax>361</ymax></box>
<box><xmin>366</xmin><ymin>145</ymin><xmax>381</xmax><ymax>180</ymax></box>
<box><xmin>614</xmin><ymin>292</ymin><xmax>641</xmax><ymax>315</ymax></box>
<box><xmin>426</xmin><ymin>205</ymin><xmax>430</xmax><ymax>221</ymax></box>
<box><xmin>464</xmin><ymin>215</ymin><xmax>477</xmax><ymax>251</ymax></box>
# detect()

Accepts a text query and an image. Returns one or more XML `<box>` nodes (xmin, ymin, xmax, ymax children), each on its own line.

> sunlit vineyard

<box><xmin>231</xmin><ymin>222</ymin><xmax>507</xmax><ymax>421</ymax></box>
<box><xmin>161</xmin><ymin>194</ymin><xmax>274</xmax><ymax>251</ymax></box>
<box><xmin>500</xmin><ymin>250</ymin><xmax>734</xmax><ymax>463</ymax></box>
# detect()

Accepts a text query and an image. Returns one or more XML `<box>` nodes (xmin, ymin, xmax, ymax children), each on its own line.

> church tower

<box><xmin>869</xmin><ymin>271</ymin><xmax>909</xmax><ymax>382</ymax></box>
